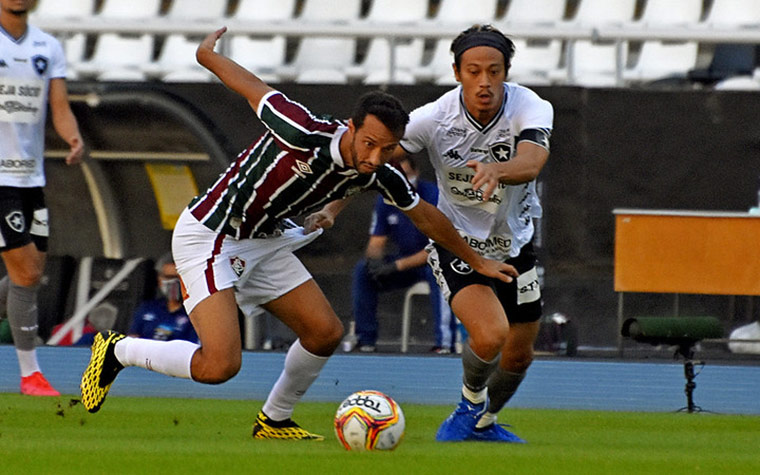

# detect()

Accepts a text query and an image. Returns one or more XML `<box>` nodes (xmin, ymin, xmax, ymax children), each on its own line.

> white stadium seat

<box><xmin>76</xmin><ymin>33</ymin><xmax>154</xmax><ymax>81</ymax></box>
<box><xmin>165</xmin><ymin>0</ymin><xmax>228</xmax><ymax>21</ymax></box>
<box><xmin>97</xmin><ymin>0</ymin><xmax>162</xmax><ymax>19</ymax></box>
<box><xmin>229</xmin><ymin>35</ymin><xmax>288</xmax><ymax>83</ymax></box>
<box><xmin>32</xmin><ymin>0</ymin><xmax>95</xmax><ymax>19</ymax></box>
<box><xmin>704</xmin><ymin>0</ymin><xmax>760</xmax><ymax>26</ymax></box>
<box><xmin>638</xmin><ymin>0</ymin><xmax>703</xmax><ymax>26</ymax></box>
<box><xmin>623</xmin><ymin>41</ymin><xmax>699</xmax><ymax>82</ymax></box>
<box><xmin>570</xmin><ymin>0</ymin><xmax>636</xmax><ymax>25</ymax></box>
<box><xmin>232</xmin><ymin>0</ymin><xmax>297</xmax><ymax>21</ymax></box>
<box><xmin>501</xmin><ymin>0</ymin><xmax>566</xmax><ymax>24</ymax></box>
<box><xmin>291</xmin><ymin>0</ymin><xmax>362</xmax><ymax>84</ymax></box>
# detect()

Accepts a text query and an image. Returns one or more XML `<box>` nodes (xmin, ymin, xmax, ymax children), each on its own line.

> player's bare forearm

<box><xmin>196</xmin><ymin>27</ymin><xmax>274</xmax><ymax>111</ymax></box>
<box><xmin>468</xmin><ymin>142</ymin><xmax>549</xmax><ymax>201</ymax></box>
<box><xmin>49</xmin><ymin>79</ymin><xmax>84</xmax><ymax>165</ymax></box>
<box><xmin>303</xmin><ymin>198</ymin><xmax>352</xmax><ymax>233</ymax></box>
<box><xmin>405</xmin><ymin>200</ymin><xmax>518</xmax><ymax>283</ymax></box>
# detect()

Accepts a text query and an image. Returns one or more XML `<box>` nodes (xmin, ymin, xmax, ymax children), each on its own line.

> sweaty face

<box><xmin>453</xmin><ymin>45</ymin><xmax>507</xmax><ymax>124</ymax></box>
<box><xmin>349</xmin><ymin>114</ymin><xmax>401</xmax><ymax>175</ymax></box>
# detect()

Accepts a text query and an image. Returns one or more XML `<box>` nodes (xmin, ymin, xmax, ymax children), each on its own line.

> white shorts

<box><xmin>172</xmin><ymin>208</ymin><xmax>323</xmax><ymax>316</ymax></box>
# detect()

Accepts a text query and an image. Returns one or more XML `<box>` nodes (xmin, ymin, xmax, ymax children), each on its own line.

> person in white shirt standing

<box><xmin>0</xmin><ymin>0</ymin><xmax>84</xmax><ymax>395</ymax></box>
<box><xmin>396</xmin><ymin>24</ymin><xmax>553</xmax><ymax>443</ymax></box>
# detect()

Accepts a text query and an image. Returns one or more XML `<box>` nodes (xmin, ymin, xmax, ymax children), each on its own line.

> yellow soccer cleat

<box><xmin>252</xmin><ymin>411</ymin><xmax>325</xmax><ymax>440</ymax></box>
<box><xmin>80</xmin><ymin>331</ymin><xmax>126</xmax><ymax>413</ymax></box>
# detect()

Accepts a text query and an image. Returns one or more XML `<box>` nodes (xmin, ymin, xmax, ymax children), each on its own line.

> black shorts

<box><xmin>427</xmin><ymin>241</ymin><xmax>542</xmax><ymax>324</ymax></box>
<box><xmin>0</xmin><ymin>187</ymin><xmax>48</xmax><ymax>252</ymax></box>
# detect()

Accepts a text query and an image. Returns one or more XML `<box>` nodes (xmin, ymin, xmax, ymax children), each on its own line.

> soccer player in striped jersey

<box><xmin>395</xmin><ymin>25</ymin><xmax>554</xmax><ymax>443</ymax></box>
<box><xmin>81</xmin><ymin>27</ymin><xmax>518</xmax><ymax>440</ymax></box>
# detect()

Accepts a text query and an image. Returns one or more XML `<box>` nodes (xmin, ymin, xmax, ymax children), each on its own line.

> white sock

<box><xmin>114</xmin><ymin>336</ymin><xmax>199</xmax><ymax>379</ymax></box>
<box><xmin>16</xmin><ymin>349</ymin><xmax>41</xmax><ymax>377</ymax></box>
<box><xmin>476</xmin><ymin>411</ymin><xmax>498</xmax><ymax>429</ymax></box>
<box><xmin>462</xmin><ymin>384</ymin><xmax>487</xmax><ymax>404</ymax></box>
<box><xmin>262</xmin><ymin>339</ymin><xmax>328</xmax><ymax>421</ymax></box>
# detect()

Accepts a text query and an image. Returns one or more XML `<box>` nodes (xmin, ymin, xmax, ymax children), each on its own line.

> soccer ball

<box><xmin>334</xmin><ymin>390</ymin><xmax>405</xmax><ymax>451</ymax></box>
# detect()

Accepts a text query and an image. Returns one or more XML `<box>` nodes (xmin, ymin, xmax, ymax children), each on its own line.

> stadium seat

<box><xmin>509</xmin><ymin>38</ymin><xmax>563</xmax><ymax>85</ymax></box>
<box><xmin>400</xmin><ymin>281</ymin><xmax>430</xmax><ymax>353</ymax></box>
<box><xmin>97</xmin><ymin>0</ymin><xmax>162</xmax><ymax>19</ymax></box>
<box><xmin>714</xmin><ymin>74</ymin><xmax>760</xmax><ymax>90</ymax></box>
<box><xmin>570</xmin><ymin>0</ymin><xmax>636</xmax><ymax>24</ymax></box>
<box><xmin>229</xmin><ymin>35</ymin><xmax>287</xmax><ymax>83</ymax></box>
<box><xmin>637</xmin><ymin>0</ymin><xmax>703</xmax><ymax>25</ymax></box>
<box><xmin>433</xmin><ymin>0</ymin><xmax>499</xmax><ymax>23</ymax></box>
<box><xmin>501</xmin><ymin>0</ymin><xmax>567</xmax><ymax>24</ymax></box>
<box><xmin>76</xmin><ymin>33</ymin><xmax>154</xmax><ymax>81</ymax></box>
<box><xmin>165</xmin><ymin>0</ymin><xmax>228</xmax><ymax>20</ymax></box>
<box><xmin>349</xmin><ymin>38</ymin><xmax>424</xmax><ymax>84</ymax></box>
<box><xmin>31</xmin><ymin>0</ymin><xmax>95</xmax><ymax>19</ymax></box>
<box><xmin>549</xmin><ymin>40</ymin><xmax>626</xmax><ymax>87</ymax></box>
<box><xmin>144</xmin><ymin>34</ymin><xmax>213</xmax><ymax>82</ymax></box>
<box><xmin>232</xmin><ymin>0</ymin><xmax>297</xmax><ymax>21</ymax></box>
<box><xmin>351</xmin><ymin>0</ymin><xmax>428</xmax><ymax>84</ymax></box>
<box><xmin>688</xmin><ymin>44</ymin><xmax>760</xmax><ymax>84</ymax></box>
<box><xmin>623</xmin><ymin>41</ymin><xmax>699</xmax><ymax>83</ymax></box>
<box><xmin>290</xmin><ymin>0</ymin><xmax>362</xmax><ymax>84</ymax></box>
<box><xmin>704</xmin><ymin>0</ymin><xmax>760</xmax><ymax>26</ymax></box>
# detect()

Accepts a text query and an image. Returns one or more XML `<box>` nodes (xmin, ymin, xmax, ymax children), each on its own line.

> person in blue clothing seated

<box><xmin>128</xmin><ymin>253</ymin><xmax>198</xmax><ymax>343</ymax></box>
<box><xmin>348</xmin><ymin>157</ymin><xmax>457</xmax><ymax>353</ymax></box>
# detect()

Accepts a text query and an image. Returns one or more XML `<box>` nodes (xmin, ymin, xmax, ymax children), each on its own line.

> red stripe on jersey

<box><xmin>191</xmin><ymin>143</ymin><xmax>251</xmax><ymax>220</ymax></box>
<box><xmin>267</xmin><ymin>93</ymin><xmax>339</xmax><ymax>135</ymax></box>
<box><xmin>204</xmin><ymin>233</ymin><xmax>226</xmax><ymax>295</ymax></box>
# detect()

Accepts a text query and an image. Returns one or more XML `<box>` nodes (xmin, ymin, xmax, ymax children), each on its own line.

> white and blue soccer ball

<box><xmin>334</xmin><ymin>390</ymin><xmax>405</xmax><ymax>451</ymax></box>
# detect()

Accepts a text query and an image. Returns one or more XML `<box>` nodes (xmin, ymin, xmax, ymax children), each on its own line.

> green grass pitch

<box><xmin>2</xmin><ymin>394</ymin><xmax>759</xmax><ymax>474</ymax></box>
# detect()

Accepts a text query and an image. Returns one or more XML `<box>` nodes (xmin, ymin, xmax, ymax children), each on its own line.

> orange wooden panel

<box><xmin>614</xmin><ymin>211</ymin><xmax>760</xmax><ymax>295</ymax></box>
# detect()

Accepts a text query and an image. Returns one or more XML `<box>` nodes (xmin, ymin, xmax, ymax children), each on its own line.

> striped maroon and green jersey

<box><xmin>188</xmin><ymin>91</ymin><xmax>419</xmax><ymax>239</ymax></box>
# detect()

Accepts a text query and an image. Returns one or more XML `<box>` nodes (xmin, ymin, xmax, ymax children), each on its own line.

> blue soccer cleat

<box><xmin>435</xmin><ymin>395</ymin><xmax>488</xmax><ymax>442</ymax></box>
<box><xmin>468</xmin><ymin>423</ymin><xmax>527</xmax><ymax>443</ymax></box>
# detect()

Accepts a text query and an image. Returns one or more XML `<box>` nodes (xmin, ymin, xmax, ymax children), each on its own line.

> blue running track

<box><xmin>2</xmin><ymin>346</ymin><xmax>759</xmax><ymax>414</ymax></box>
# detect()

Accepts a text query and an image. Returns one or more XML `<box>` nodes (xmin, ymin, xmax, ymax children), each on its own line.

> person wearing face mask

<box><xmin>347</xmin><ymin>156</ymin><xmax>458</xmax><ymax>354</ymax></box>
<box><xmin>127</xmin><ymin>253</ymin><xmax>198</xmax><ymax>344</ymax></box>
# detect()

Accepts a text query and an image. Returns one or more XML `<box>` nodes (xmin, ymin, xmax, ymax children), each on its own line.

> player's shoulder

<box><xmin>26</xmin><ymin>24</ymin><xmax>62</xmax><ymax>47</ymax></box>
<box><xmin>506</xmin><ymin>82</ymin><xmax>551</xmax><ymax>105</ymax></box>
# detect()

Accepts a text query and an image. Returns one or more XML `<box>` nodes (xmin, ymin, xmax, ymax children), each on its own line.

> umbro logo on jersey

<box><xmin>489</xmin><ymin>142</ymin><xmax>512</xmax><ymax>163</ymax></box>
<box><xmin>291</xmin><ymin>160</ymin><xmax>313</xmax><ymax>177</ymax></box>
<box><xmin>5</xmin><ymin>211</ymin><xmax>24</xmax><ymax>233</ymax></box>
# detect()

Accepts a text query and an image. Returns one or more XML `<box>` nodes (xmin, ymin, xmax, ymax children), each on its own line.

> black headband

<box><xmin>452</xmin><ymin>31</ymin><xmax>511</xmax><ymax>65</ymax></box>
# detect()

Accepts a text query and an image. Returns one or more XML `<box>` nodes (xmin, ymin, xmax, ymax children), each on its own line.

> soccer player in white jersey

<box><xmin>0</xmin><ymin>0</ymin><xmax>84</xmax><ymax>396</ymax></box>
<box><xmin>81</xmin><ymin>27</ymin><xmax>518</xmax><ymax>440</ymax></box>
<box><xmin>397</xmin><ymin>24</ymin><xmax>553</xmax><ymax>442</ymax></box>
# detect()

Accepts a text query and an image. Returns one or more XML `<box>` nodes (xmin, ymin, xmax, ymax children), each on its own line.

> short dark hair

<box><xmin>351</xmin><ymin>91</ymin><xmax>409</xmax><ymax>139</ymax></box>
<box><xmin>451</xmin><ymin>24</ymin><xmax>515</xmax><ymax>74</ymax></box>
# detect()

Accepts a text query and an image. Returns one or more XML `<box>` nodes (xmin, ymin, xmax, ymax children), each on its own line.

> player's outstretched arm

<box><xmin>196</xmin><ymin>27</ymin><xmax>274</xmax><ymax>112</ymax></box>
<box><xmin>404</xmin><ymin>200</ymin><xmax>518</xmax><ymax>283</ymax></box>
<box><xmin>303</xmin><ymin>198</ymin><xmax>352</xmax><ymax>233</ymax></box>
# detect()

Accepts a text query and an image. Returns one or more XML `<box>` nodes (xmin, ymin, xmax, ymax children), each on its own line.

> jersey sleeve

<box><xmin>399</xmin><ymin>101</ymin><xmax>437</xmax><ymax>154</ymax></box>
<box><xmin>256</xmin><ymin>91</ymin><xmax>340</xmax><ymax>152</ymax></box>
<box><xmin>48</xmin><ymin>35</ymin><xmax>67</xmax><ymax>79</ymax></box>
<box><xmin>374</xmin><ymin>164</ymin><xmax>420</xmax><ymax>211</ymax></box>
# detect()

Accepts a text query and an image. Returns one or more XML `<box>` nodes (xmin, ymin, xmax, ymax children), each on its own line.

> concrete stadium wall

<box><xmin>43</xmin><ymin>82</ymin><xmax>760</xmax><ymax>347</ymax></box>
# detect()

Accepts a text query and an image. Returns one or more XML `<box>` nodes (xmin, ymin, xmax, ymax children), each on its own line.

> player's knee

<box><xmin>303</xmin><ymin>319</ymin><xmax>344</xmax><ymax>355</ymax></box>
<box><xmin>472</xmin><ymin>325</ymin><xmax>509</xmax><ymax>356</ymax></box>
<box><xmin>11</xmin><ymin>267</ymin><xmax>43</xmax><ymax>287</ymax></box>
<box><xmin>504</xmin><ymin>348</ymin><xmax>534</xmax><ymax>373</ymax></box>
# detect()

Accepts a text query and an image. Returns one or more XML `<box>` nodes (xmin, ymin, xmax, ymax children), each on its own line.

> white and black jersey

<box><xmin>401</xmin><ymin>83</ymin><xmax>553</xmax><ymax>261</ymax></box>
<box><xmin>0</xmin><ymin>24</ymin><xmax>66</xmax><ymax>187</ymax></box>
